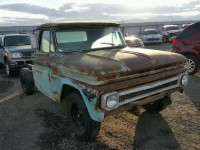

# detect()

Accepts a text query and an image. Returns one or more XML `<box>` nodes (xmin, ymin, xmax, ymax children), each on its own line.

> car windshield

<box><xmin>55</xmin><ymin>27</ymin><xmax>126</xmax><ymax>52</ymax></box>
<box><xmin>4</xmin><ymin>36</ymin><xmax>31</xmax><ymax>46</ymax></box>
<box><xmin>144</xmin><ymin>31</ymin><xmax>159</xmax><ymax>35</ymax></box>
<box><xmin>165</xmin><ymin>26</ymin><xmax>179</xmax><ymax>31</ymax></box>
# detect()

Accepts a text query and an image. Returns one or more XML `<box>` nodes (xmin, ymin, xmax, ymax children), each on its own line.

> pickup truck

<box><xmin>19</xmin><ymin>22</ymin><xmax>188</xmax><ymax>141</ymax></box>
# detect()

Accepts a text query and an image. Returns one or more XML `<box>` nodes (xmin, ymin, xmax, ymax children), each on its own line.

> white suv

<box><xmin>159</xmin><ymin>25</ymin><xmax>182</xmax><ymax>43</ymax></box>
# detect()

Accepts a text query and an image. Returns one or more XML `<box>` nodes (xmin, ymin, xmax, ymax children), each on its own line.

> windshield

<box><xmin>144</xmin><ymin>31</ymin><xmax>159</xmax><ymax>35</ymax></box>
<box><xmin>4</xmin><ymin>36</ymin><xmax>31</xmax><ymax>46</ymax></box>
<box><xmin>165</xmin><ymin>26</ymin><xmax>179</xmax><ymax>31</ymax></box>
<box><xmin>55</xmin><ymin>27</ymin><xmax>126</xmax><ymax>52</ymax></box>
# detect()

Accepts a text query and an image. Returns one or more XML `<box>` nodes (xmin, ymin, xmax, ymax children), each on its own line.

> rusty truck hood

<box><xmin>59</xmin><ymin>47</ymin><xmax>186</xmax><ymax>85</ymax></box>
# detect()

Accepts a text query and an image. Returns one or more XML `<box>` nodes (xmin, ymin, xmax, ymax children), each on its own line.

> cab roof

<box><xmin>38</xmin><ymin>21</ymin><xmax>120</xmax><ymax>29</ymax></box>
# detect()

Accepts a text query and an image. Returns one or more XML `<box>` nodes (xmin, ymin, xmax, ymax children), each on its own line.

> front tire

<box><xmin>184</xmin><ymin>55</ymin><xmax>200</xmax><ymax>75</ymax></box>
<box><xmin>5</xmin><ymin>61</ymin><xmax>14</xmax><ymax>77</ymax></box>
<box><xmin>67</xmin><ymin>92</ymin><xmax>101</xmax><ymax>141</ymax></box>
<box><xmin>20</xmin><ymin>68</ymin><xmax>34</xmax><ymax>95</ymax></box>
<box><xmin>142</xmin><ymin>96</ymin><xmax>171</xmax><ymax>113</ymax></box>
<box><xmin>162</xmin><ymin>36</ymin><xmax>168</xmax><ymax>43</ymax></box>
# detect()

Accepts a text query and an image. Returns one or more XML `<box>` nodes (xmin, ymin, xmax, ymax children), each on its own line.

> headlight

<box><xmin>8</xmin><ymin>53</ymin><xmax>21</xmax><ymax>58</ymax></box>
<box><xmin>181</xmin><ymin>74</ymin><xmax>188</xmax><ymax>86</ymax></box>
<box><xmin>106</xmin><ymin>94</ymin><xmax>118</xmax><ymax>109</ymax></box>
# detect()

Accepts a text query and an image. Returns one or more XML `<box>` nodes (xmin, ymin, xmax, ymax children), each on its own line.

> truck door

<box><xmin>32</xmin><ymin>30</ymin><xmax>54</xmax><ymax>98</ymax></box>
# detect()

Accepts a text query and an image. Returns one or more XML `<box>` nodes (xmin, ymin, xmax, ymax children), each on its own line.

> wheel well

<box><xmin>60</xmin><ymin>84</ymin><xmax>80</xmax><ymax>103</ymax></box>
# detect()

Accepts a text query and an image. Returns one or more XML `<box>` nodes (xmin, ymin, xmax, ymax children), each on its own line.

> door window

<box><xmin>40</xmin><ymin>31</ymin><xmax>54</xmax><ymax>53</ymax></box>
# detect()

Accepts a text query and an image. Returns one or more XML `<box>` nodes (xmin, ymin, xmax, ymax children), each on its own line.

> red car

<box><xmin>173</xmin><ymin>22</ymin><xmax>200</xmax><ymax>75</ymax></box>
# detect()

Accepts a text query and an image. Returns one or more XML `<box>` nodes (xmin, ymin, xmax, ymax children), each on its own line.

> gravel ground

<box><xmin>0</xmin><ymin>43</ymin><xmax>200</xmax><ymax>150</ymax></box>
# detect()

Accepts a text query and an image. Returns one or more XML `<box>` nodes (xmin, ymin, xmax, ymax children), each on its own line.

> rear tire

<box><xmin>142</xmin><ymin>96</ymin><xmax>171</xmax><ymax>113</ymax></box>
<box><xmin>184</xmin><ymin>55</ymin><xmax>200</xmax><ymax>75</ymax></box>
<box><xmin>20</xmin><ymin>68</ymin><xmax>34</xmax><ymax>95</ymax></box>
<box><xmin>67</xmin><ymin>92</ymin><xmax>101</xmax><ymax>141</ymax></box>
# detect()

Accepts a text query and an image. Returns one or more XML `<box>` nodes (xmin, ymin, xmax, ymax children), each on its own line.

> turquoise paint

<box><xmin>33</xmin><ymin>66</ymin><xmax>104</xmax><ymax>122</ymax></box>
<box><xmin>58</xmin><ymin>76</ymin><xmax>105</xmax><ymax>122</ymax></box>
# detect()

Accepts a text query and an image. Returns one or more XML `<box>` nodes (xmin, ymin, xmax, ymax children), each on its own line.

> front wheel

<box><xmin>67</xmin><ymin>92</ymin><xmax>101</xmax><ymax>141</ymax></box>
<box><xmin>142</xmin><ymin>96</ymin><xmax>171</xmax><ymax>113</ymax></box>
<box><xmin>184</xmin><ymin>55</ymin><xmax>200</xmax><ymax>75</ymax></box>
<box><xmin>5</xmin><ymin>61</ymin><xmax>14</xmax><ymax>76</ymax></box>
<box><xmin>162</xmin><ymin>36</ymin><xmax>168</xmax><ymax>43</ymax></box>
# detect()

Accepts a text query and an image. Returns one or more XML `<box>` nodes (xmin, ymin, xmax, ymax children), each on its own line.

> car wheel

<box><xmin>142</xmin><ymin>96</ymin><xmax>171</xmax><ymax>113</ymax></box>
<box><xmin>184</xmin><ymin>55</ymin><xmax>200</xmax><ymax>75</ymax></box>
<box><xmin>0</xmin><ymin>63</ymin><xmax>3</xmax><ymax>68</ymax></box>
<box><xmin>5</xmin><ymin>61</ymin><xmax>14</xmax><ymax>76</ymax></box>
<box><xmin>67</xmin><ymin>92</ymin><xmax>101</xmax><ymax>141</ymax></box>
<box><xmin>162</xmin><ymin>36</ymin><xmax>168</xmax><ymax>43</ymax></box>
<box><xmin>20</xmin><ymin>68</ymin><xmax>34</xmax><ymax>95</ymax></box>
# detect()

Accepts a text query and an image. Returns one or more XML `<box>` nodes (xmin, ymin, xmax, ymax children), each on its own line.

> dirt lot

<box><xmin>0</xmin><ymin>43</ymin><xmax>200</xmax><ymax>150</ymax></box>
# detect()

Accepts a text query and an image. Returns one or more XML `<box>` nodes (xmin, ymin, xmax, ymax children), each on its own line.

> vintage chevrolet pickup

<box><xmin>19</xmin><ymin>22</ymin><xmax>188</xmax><ymax>140</ymax></box>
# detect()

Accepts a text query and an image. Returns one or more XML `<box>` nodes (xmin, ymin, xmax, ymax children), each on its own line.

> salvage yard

<box><xmin>0</xmin><ymin>43</ymin><xmax>200</xmax><ymax>150</ymax></box>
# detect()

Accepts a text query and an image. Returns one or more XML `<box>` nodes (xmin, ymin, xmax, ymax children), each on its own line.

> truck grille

<box><xmin>116</xmin><ymin>74</ymin><xmax>182</xmax><ymax>106</ymax></box>
<box><xmin>21</xmin><ymin>52</ymin><xmax>32</xmax><ymax>57</ymax></box>
<box><xmin>119</xmin><ymin>80</ymin><xmax>178</xmax><ymax>102</ymax></box>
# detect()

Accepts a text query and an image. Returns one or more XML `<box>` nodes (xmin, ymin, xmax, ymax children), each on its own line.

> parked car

<box><xmin>20</xmin><ymin>22</ymin><xmax>188</xmax><ymax>141</ymax></box>
<box><xmin>159</xmin><ymin>25</ymin><xmax>182</xmax><ymax>43</ymax></box>
<box><xmin>125</xmin><ymin>36</ymin><xmax>144</xmax><ymax>47</ymax></box>
<box><xmin>172</xmin><ymin>22</ymin><xmax>200</xmax><ymax>75</ymax></box>
<box><xmin>0</xmin><ymin>34</ymin><xmax>34</xmax><ymax>76</ymax></box>
<box><xmin>142</xmin><ymin>29</ymin><xmax>162</xmax><ymax>44</ymax></box>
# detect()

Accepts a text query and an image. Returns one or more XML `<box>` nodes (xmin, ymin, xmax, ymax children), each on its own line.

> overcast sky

<box><xmin>0</xmin><ymin>0</ymin><xmax>199</xmax><ymax>26</ymax></box>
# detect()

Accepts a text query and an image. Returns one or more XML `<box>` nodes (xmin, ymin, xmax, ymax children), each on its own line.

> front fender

<box><xmin>59</xmin><ymin>78</ymin><xmax>105</xmax><ymax>122</ymax></box>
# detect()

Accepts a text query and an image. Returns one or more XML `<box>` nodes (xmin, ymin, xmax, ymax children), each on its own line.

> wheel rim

<box><xmin>6</xmin><ymin>63</ymin><xmax>10</xmax><ymax>75</ymax></box>
<box><xmin>163</xmin><ymin>37</ymin><xmax>166</xmax><ymax>43</ymax></box>
<box><xmin>71</xmin><ymin>104</ymin><xmax>85</xmax><ymax>129</ymax></box>
<box><xmin>184</xmin><ymin>59</ymin><xmax>195</xmax><ymax>73</ymax></box>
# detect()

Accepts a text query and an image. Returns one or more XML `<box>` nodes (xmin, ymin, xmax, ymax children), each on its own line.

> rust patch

<box><xmin>33</xmin><ymin>68</ymin><xmax>43</xmax><ymax>74</ymax></box>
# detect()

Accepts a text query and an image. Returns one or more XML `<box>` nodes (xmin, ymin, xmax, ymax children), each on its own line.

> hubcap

<box><xmin>184</xmin><ymin>59</ymin><xmax>195</xmax><ymax>73</ymax></box>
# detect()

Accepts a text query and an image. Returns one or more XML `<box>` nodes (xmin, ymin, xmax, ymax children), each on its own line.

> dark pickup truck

<box><xmin>20</xmin><ymin>22</ymin><xmax>188</xmax><ymax>141</ymax></box>
<box><xmin>0</xmin><ymin>34</ymin><xmax>34</xmax><ymax>76</ymax></box>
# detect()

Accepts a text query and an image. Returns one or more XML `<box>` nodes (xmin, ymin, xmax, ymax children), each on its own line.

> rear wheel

<box><xmin>20</xmin><ymin>68</ymin><xmax>34</xmax><ymax>95</ymax></box>
<box><xmin>184</xmin><ymin>55</ymin><xmax>200</xmax><ymax>75</ymax></box>
<box><xmin>67</xmin><ymin>92</ymin><xmax>101</xmax><ymax>141</ymax></box>
<box><xmin>142</xmin><ymin>96</ymin><xmax>171</xmax><ymax>113</ymax></box>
